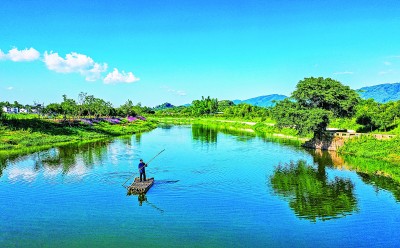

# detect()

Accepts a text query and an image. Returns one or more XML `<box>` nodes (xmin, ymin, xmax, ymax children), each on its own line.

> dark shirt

<box><xmin>138</xmin><ymin>162</ymin><xmax>146</xmax><ymax>173</ymax></box>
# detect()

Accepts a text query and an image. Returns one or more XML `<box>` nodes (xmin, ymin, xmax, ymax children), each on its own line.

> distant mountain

<box><xmin>153</xmin><ymin>102</ymin><xmax>175</xmax><ymax>110</ymax></box>
<box><xmin>357</xmin><ymin>82</ymin><xmax>400</xmax><ymax>103</ymax></box>
<box><xmin>233</xmin><ymin>94</ymin><xmax>287</xmax><ymax>107</ymax></box>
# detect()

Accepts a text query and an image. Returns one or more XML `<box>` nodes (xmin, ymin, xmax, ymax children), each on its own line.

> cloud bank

<box><xmin>1</xmin><ymin>47</ymin><xmax>140</xmax><ymax>84</ymax></box>
<box><xmin>0</xmin><ymin>47</ymin><xmax>40</xmax><ymax>62</ymax></box>
<box><xmin>104</xmin><ymin>68</ymin><xmax>140</xmax><ymax>84</ymax></box>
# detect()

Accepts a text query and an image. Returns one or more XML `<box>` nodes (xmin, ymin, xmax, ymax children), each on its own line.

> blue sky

<box><xmin>1</xmin><ymin>0</ymin><xmax>399</xmax><ymax>107</ymax></box>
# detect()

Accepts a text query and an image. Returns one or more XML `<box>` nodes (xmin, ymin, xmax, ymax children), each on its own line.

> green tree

<box><xmin>61</xmin><ymin>95</ymin><xmax>77</xmax><ymax>120</ymax></box>
<box><xmin>217</xmin><ymin>100</ymin><xmax>234</xmax><ymax>112</ymax></box>
<box><xmin>273</xmin><ymin>77</ymin><xmax>360</xmax><ymax>137</ymax></box>
<box><xmin>292</xmin><ymin>77</ymin><xmax>360</xmax><ymax>117</ymax></box>
<box><xmin>44</xmin><ymin>103</ymin><xmax>63</xmax><ymax>116</ymax></box>
<box><xmin>191</xmin><ymin>96</ymin><xmax>218</xmax><ymax>116</ymax></box>
<box><xmin>119</xmin><ymin>100</ymin><xmax>135</xmax><ymax>117</ymax></box>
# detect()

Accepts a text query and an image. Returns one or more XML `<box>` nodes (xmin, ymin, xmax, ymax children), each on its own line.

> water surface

<box><xmin>1</xmin><ymin>125</ymin><xmax>400</xmax><ymax>247</ymax></box>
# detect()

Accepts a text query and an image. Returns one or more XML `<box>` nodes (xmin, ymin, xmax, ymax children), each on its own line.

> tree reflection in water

<box><xmin>192</xmin><ymin>124</ymin><xmax>218</xmax><ymax>143</ymax></box>
<box><xmin>33</xmin><ymin>140</ymin><xmax>110</xmax><ymax>174</ymax></box>
<box><xmin>270</xmin><ymin>160</ymin><xmax>358</xmax><ymax>222</ymax></box>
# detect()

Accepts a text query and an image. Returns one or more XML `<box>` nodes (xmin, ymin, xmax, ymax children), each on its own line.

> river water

<box><xmin>1</xmin><ymin>125</ymin><xmax>400</xmax><ymax>247</ymax></box>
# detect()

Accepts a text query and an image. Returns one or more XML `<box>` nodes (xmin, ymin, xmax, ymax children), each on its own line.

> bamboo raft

<box><xmin>127</xmin><ymin>177</ymin><xmax>154</xmax><ymax>194</ymax></box>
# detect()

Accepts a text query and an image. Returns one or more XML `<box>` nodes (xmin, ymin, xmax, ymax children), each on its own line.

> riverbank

<box><xmin>152</xmin><ymin>116</ymin><xmax>309</xmax><ymax>143</ymax></box>
<box><xmin>339</xmin><ymin>135</ymin><xmax>400</xmax><ymax>164</ymax></box>
<box><xmin>153</xmin><ymin>117</ymin><xmax>400</xmax><ymax>164</ymax></box>
<box><xmin>0</xmin><ymin>117</ymin><xmax>157</xmax><ymax>156</ymax></box>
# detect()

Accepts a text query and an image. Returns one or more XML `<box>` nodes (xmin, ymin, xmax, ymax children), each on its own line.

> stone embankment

<box><xmin>303</xmin><ymin>132</ymin><xmax>396</xmax><ymax>151</ymax></box>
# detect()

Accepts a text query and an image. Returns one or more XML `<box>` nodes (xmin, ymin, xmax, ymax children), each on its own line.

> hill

<box><xmin>153</xmin><ymin>102</ymin><xmax>175</xmax><ymax>110</ymax></box>
<box><xmin>233</xmin><ymin>94</ymin><xmax>287</xmax><ymax>107</ymax></box>
<box><xmin>357</xmin><ymin>82</ymin><xmax>400</xmax><ymax>103</ymax></box>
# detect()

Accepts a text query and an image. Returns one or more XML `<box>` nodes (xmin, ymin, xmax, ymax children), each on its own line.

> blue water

<box><xmin>1</xmin><ymin>125</ymin><xmax>400</xmax><ymax>247</ymax></box>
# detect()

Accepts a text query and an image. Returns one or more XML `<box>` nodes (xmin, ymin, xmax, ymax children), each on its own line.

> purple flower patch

<box><xmin>104</xmin><ymin>118</ymin><xmax>121</xmax><ymax>124</ymax></box>
<box><xmin>80</xmin><ymin>119</ymin><xmax>93</xmax><ymax>125</ymax></box>
<box><xmin>127</xmin><ymin>116</ymin><xmax>138</xmax><ymax>122</ymax></box>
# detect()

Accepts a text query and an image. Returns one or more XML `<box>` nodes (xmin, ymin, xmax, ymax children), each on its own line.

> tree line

<box><xmin>1</xmin><ymin>92</ymin><xmax>154</xmax><ymax>120</ymax></box>
<box><xmin>2</xmin><ymin>77</ymin><xmax>400</xmax><ymax>136</ymax></box>
<box><xmin>156</xmin><ymin>77</ymin><xmax>400</xmax><ymax>137</ymax></box>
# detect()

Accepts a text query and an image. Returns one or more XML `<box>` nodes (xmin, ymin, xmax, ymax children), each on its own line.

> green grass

<box><xmin>339</xmin><ymin>135</ymin><xmax>400</xmax><ymax>164</ymax></box>
<box><xmin>328</xmin><ymin>117</ymin><xmax>363</xmax><ymax>132</ymax></box>
<box><xmin>0</xmin><ymin>117</ymin><xmax>157</xmax><ymax>155</ymax></box>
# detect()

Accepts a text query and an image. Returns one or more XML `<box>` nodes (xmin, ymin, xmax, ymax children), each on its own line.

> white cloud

<box><xmin>0</xmin><ymin>47</ymin><xmax>40</xmax><ymax>62</ymax></box>
<box><xmin>6</xmin><ymin>86</ymin><xmax>13</xmax><ymax>90</ymax></box>
<box><xmin>103</xmin><ymin>68</ymin><xmax>139</xmax><ymax>84</ymax></box>
<box><xmin>43</xmin><ymin>51</ymin><xmax>108</xmax><ymax>81</ymax></box>
<box><xmin>333</xmin><ymin>71</ymin><xmax>354</xmax><ymax>75</ymax></box>
<box><xmin>384</xmin><ymin>61</ymin><xmax>392</xmax><ymax>66</ymax></box>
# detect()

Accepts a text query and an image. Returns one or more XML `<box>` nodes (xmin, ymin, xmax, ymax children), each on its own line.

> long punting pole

<box><xmin>122</xmin><ymin>149</ymin><xmax>165</xmax><ymax>188</ymax></box>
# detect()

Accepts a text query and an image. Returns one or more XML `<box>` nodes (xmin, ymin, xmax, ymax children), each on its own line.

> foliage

<box><xmin>292</xmin><ymin>77</ymin><xmax>360</xmax><ymax>117</ymax></box>
<box><xmin>354</xmin><ymin>99</ymin><xmax>400</xmax><ymax>132</ymax></box>
<box><xmin>191</xmin><ymin>96</ymin><xmax>219</xmax><ymax>115</ymax></box>
<box><xmin>61</xmin><ymin>94</ymin><xmax>78</xmax><ymax>118</ymax></box>
<box><xmin>273</xmin><ymin>77</ymin><xmax>360</xmax><ymax>137</ymax></box>
<box><xmin>273</xmin><ymin>98</ymin><xmax>331</xmax><ymax>137</ymax></box>
<box><xmin>217</xmin><ymin>100</ymin><xmax>235</xmax><ymax>112</ymax></box>
<box><xmin>328</xmin><ymin>117</ymin><xmax>363</xmax><ymax>132</ymax></box>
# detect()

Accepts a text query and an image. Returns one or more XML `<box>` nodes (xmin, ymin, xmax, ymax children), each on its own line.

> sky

<box><xmin>1</xmin><ymin>0</ymin><xmax>400</xmax><ymax>107</ymax></box>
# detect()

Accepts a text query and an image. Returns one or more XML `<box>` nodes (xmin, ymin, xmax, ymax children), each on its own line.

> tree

<box><xmin>273</xmin><ymin>99</ymin><xmax>331</xmax><ymax>136</ymax></box>
<box><xmin>44</xmin><ymin>103</ymin><xmax>63</xmax><ymax>116</ymax></box>
<box><xmin>61</xmin><ymin>95</ymin><xmax>77</xmax><ymax>120</ymax></box>
<box><xmin>273</xmin><ymin>77</ymin><xmax>360</xmax><ymax>137</ymax></box>
<box><xmin>191</xmin><ymin>96</ymin><xmax>218</xmax><ymax>116</ymax></box>
<box><xmin>217</xmin><ymin>100</ymin><xmax>234</xmax><ymax>112</ymax></box>
<box><xmin>292</xmin><ymin>77</ymin><xmax>360</xmax><ymax>118</ymax></box>
<box><xmin>355</xmin><ymin>99</ymin><xmax>379</xmax><ymax>131</ymax></box>
<box><xmin>119</xmin><ymin>100</ymin><xmax>135</xmax><ymax>117</ymax></box>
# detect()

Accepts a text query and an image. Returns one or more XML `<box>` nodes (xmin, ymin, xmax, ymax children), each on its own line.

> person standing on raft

<box><xmin>138</xmin><ymin>159</ymin><xmax>147</xmax><ymax>182</ymax></box>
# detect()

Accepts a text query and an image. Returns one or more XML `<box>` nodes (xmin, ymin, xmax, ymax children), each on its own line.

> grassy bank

<box><xmin>153</xmin><ymin>116</ymin><xmax>308</xmax><ymax>144</ymax></box>
<box><xmin>0</xmin><ymin>117</ymin><xmax>157</xmax><ymax>155</ymax></box>
<box><xmin>339</xmin><ymin>136</ymin><xmax>400</xmax><ymax>164</ymax></box>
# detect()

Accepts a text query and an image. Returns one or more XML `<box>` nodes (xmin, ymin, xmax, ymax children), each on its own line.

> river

<box><xmin>1</xmin><ymin>124</ymin><xmax>400</xmax><ymax>247</ymax></box>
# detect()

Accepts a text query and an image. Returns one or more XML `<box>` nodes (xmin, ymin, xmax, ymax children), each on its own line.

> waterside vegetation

<box><xmin>1</xmin><ymin>77</ymin><xmax>400</xmax><ymax>169</ymax></box>
<box><xmin>0</xmin><ymin>115</ymin><xmax>157</xmax><ymax>156</ymax></box>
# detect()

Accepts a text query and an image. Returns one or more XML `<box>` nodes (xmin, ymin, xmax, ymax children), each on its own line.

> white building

<box><xmin>1</xmin><ymin>106</ymin><xmax>20</xmax><ymax>113</ymax></box>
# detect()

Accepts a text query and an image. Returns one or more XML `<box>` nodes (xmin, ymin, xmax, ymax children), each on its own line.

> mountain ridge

<box><xmin>357</xmin><ymin>82</ymin><xmax>400</xmax><ymax>103</ymax></box>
